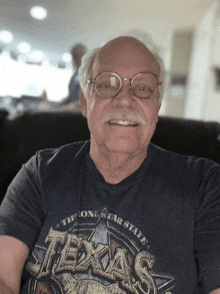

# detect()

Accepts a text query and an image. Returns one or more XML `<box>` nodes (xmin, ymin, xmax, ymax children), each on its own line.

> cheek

<box><xmin>87</xmin><ymin>97</ymin><xmax>96</xmax><ymax>117</ymax></box>
<box><xmin>144</xmin><ymin>103</ymin><xmax>160</xmax><ymax>123</ymax></box>
<box><xmin>87</xmin><ymin>100</ymin><xmax>106</xmax><ymax>132</ymax></box>
<box><xmin>86</xmin><ymin>88</ymin><xmax>97</xmax><ymax>115</ymax></box>
<box><xmin>87</xmin><ymin>94</ymin><xmax>111</xmax><ymax>119</ymax></box>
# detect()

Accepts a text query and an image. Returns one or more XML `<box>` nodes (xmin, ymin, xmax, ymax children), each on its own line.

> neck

<box><xmin>90</xmin><ymin>144</ymin><xmax>147</xmax><ymax>184</ymax></box>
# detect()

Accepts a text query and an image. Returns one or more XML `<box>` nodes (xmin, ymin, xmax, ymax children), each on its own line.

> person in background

<box><xmin>0</xmin><ymin>32</ymin><xmax>220</xmax><ymax>294</ymax></box>
<box><xmin>67</xmin><ymin>43</ymin><xmax>87</xmax><ymax>108</ymax></box>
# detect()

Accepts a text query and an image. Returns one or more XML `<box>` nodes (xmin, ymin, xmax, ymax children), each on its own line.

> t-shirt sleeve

<box><xmin>0</xmin><ymin>152</ymin><xmax>46</xmax><ymax>251</ymax></box>
<box><xmin>194</xmin><ymin>160</ymin><xmax>220</xmax><ymax>293</ymax></box>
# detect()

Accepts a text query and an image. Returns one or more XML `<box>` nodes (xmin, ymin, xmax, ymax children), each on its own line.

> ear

<box><xmin>79</xmin><ymin>90</ymin><xmax>88</xmax><ymax>118</ymax></box>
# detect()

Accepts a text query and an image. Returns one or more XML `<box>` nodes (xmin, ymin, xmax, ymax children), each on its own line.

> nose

<box><xmin>112</xmin><ymin>79</ymin><xmax>135</xmax><ymax>107</ymax></box>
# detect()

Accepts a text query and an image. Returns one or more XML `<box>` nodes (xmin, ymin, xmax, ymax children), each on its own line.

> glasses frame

<box><xmin>87</xmin><ymin>71</ymin><xmax>162</xmax><ymax>99</ymax></box>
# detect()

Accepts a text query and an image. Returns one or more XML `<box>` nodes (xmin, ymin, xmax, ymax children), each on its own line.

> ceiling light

<box><xmin>17</xmin><ymin>42</ymin><xmax>31</xmax><ymax>54</ymax></box>
<box><xmin>29</xmin><ymin>50</ymin><xmax>44</xmax><ymax>62</ymax></box>
<box><xmin>0</xmin><ymin>30</ymin><xmax>14</xmax><ymax>44</ymax></box>
<box><xmin>30</xmin><ymin>6</ymin><xmax>47</xmax><ymax>20</ymax></box>
<box><xmin>62</xmin><ymin>53</ymin><xmax>72</xmax><ymax>63</ymax></box>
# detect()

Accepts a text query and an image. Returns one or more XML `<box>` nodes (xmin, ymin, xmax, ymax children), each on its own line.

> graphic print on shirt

<box><xmin>22</xmin><ymin>208</ymin><xmax>175</xmax><ymax>294</ymax></box>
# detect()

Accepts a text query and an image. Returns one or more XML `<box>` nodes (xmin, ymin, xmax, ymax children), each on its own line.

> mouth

<box><xmin>108</xmin><ymin>119</ymin><xmax>139</xmax><ymax>126</ymax></box>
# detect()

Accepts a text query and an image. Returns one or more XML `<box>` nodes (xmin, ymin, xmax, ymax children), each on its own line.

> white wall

<box><xmin>205</xmin><ymin>8</ymin><xmax>220</xmax><ymax>122</ymax></box>
<box><xmin>0</xmin><ymin>52</ymin><xmax>72</xmax><ymax>101</ymax></box>
<box><xmin>161</xmin><ymin>30</ymin><xmax>193</xmax><ymax>118</ymax></box>
<box><xmin>184</xmin><ymin>0</ymin><xmax>220</xmax><ymax>120</ymax></box>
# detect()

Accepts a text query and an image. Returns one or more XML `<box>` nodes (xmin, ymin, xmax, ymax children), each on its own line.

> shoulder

<box><xmin>4</xmin><ymin>141</ymin><xmax>90</xmax><ymax>214</ymax></box>
<box><xmin>23</xmin><ymin>141</ymin><xmax>90</xmax><ymax>179</ymax></box>
<box><xmin>148</xmin><ymin>143</ymin><xmax>220</xmax><ymax>189</ymax></box>
<box><xmin>37</xmin><ymin>140</ymin><xmax>89</xmax><ymax>161</ymax></box>
<box><xmin>148</xmin><ymin>142</ymin><xmax>220</xmax><ymax>168</ymax></box>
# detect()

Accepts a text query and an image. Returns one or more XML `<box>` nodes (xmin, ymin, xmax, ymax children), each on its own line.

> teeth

<box><xmin>109</xmin><ymin>119</ymin><xmax>138</xmax><ymax>126</ymax></box>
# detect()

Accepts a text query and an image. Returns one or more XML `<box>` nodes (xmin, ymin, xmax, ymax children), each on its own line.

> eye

<box><xmin>135</xmin><ymin>84</ymin><xmax>153</xmax><ymax>93</ymax></box>
<box><xmin>96</xmin><ymin>81</ymin><xmax>112</xmax><ymax>89</ymax></box>
<box><xmin>139</xmin><ymin>86</ymin><xmax>147</xmax><ymax>92</ymax></box>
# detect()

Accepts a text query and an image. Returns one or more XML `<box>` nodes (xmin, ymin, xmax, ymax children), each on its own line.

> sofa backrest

<box><xmin>1</xmin><ymin>110</ymin><xmax>220</xmax><ymax>202</ymax></box>
<box><xmin>152</xmin><ymin>116</ymin><xmax>220</xmax><ymax>163</ymax></box>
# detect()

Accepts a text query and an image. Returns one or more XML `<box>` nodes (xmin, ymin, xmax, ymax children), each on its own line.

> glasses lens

<box><xmin>131</xmin><ymin>73</ymin><xmax>158</xmax><ymax>98</ymax></box>
<box><xmin>94</xmin><ymin>73</ymin><xmax>121</xmax><ymax>98</ymax></box>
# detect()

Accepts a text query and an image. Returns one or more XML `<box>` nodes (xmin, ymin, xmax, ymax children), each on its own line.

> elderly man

<box><xmin>0</xmin><ymin>35</ymin><xmax>220</xmax><ymax>294</ymax></box>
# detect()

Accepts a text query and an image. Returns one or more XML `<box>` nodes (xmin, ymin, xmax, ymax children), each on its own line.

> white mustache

<box><xmin>101</xmin><ymin>110</ymin><xmax>147</xmax><ymax>126</ymax></box>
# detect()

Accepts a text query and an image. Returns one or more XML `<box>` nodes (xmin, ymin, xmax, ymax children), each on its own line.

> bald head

<box><xmin>79</xmin><ymin>35</ymin><xmax>166</xmax><ymax>101</ymax></box>
<box><xmin>98</xmin><ymin>36</ymin><xmax>157</xmax><ymax>64</ymax></box>
<box><xmin>92</xmin><ymin>36</ymin><xmax>160</xmax><ymax>83</ymax></box>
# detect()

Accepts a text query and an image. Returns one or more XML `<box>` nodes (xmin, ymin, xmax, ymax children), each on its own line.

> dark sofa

<box><xmin>1</xmin><ymin>109</ymin><xmax>220</xmax><ymax>203</ymax></box>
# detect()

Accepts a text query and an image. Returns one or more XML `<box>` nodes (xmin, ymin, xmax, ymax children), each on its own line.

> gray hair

<box><xmin>78</xmin><ymin>47</ymin><xmax>101</xmax><ymax>99</ymax></box>
<box><xmin>78</xmin><ymin>31</ymin><xmax>166</xmax><ymax>102</ymax></box>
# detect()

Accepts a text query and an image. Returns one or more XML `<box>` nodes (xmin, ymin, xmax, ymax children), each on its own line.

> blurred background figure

<box><xmin>67</xmin><ymin>43</ymin><xmax>87</xmax><ymax>108</ymax></box>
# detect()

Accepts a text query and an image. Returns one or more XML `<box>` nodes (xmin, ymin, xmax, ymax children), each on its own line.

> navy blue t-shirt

<box><xmin>0</xmin><ymin>141</ymin><xmax>220</xmax><ymax>293</ymax></box>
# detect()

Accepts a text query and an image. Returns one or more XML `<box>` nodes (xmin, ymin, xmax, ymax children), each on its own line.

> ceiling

<box><xmin>0</xmin><ymin>0</ymin><xmax>216</xmax><ymax>66</ymax></box>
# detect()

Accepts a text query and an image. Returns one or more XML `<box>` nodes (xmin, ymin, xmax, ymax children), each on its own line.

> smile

<box><xmin>108</xmin><ymin>119</ymin><xmax>139</xmax><ymax>126</ymax></box>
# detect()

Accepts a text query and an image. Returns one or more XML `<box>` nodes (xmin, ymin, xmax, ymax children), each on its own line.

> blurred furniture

<box><xmin>1</xmin><ymin>109</ymin><xmax>220</xmax><ymax>203</ymax></box>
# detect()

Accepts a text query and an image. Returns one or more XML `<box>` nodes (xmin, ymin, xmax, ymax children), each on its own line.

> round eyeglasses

<box><xmin>87</xmin><ymin>72</ymin><xmax>161</xmax><ymax>99</ymax></box>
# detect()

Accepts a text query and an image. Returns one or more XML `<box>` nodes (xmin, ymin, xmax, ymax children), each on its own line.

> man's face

<box><xmin>80</xmin><ymin>37</ymin><xmax>161</xmax><ymax>157</ymax></box>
